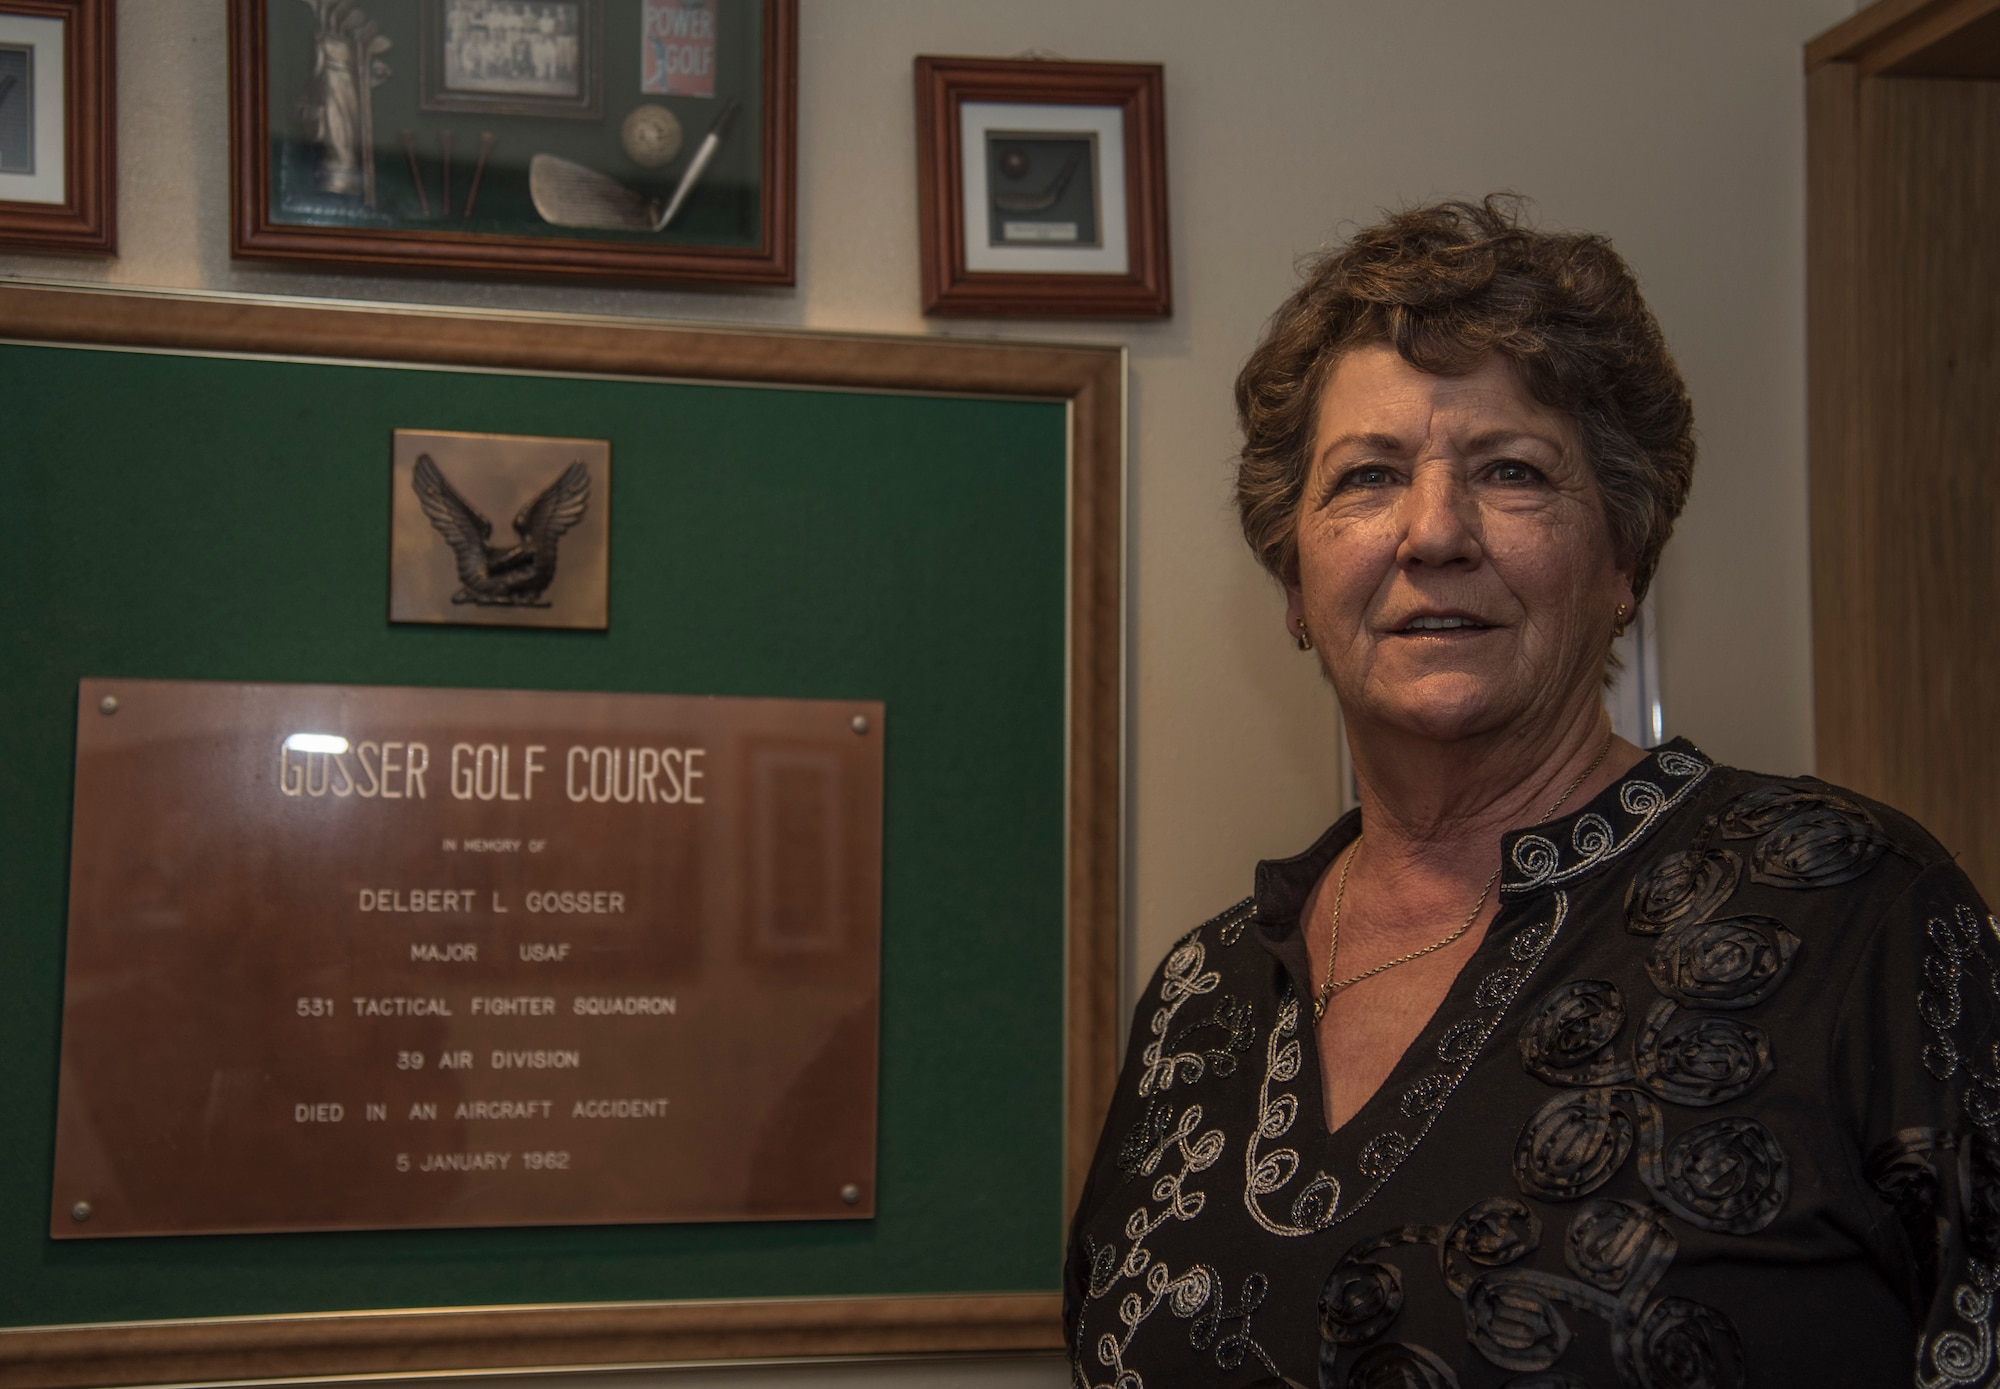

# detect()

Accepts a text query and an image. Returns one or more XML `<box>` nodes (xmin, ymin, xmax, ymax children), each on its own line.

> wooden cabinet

<box><xmin>1806</xmin><ymin>0</ymin><xmax>2000</xmax><ymax>899</ymax></box>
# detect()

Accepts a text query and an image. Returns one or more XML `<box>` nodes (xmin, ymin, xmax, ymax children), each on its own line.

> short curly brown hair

<box><xmin>1234</xmin><ymin>196</ymin><xmax>1695</xmax><ymax>603</ymax></box>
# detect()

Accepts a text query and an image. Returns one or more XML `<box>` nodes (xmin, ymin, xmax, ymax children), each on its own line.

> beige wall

<box><xmin>2</xmin><ymin>2</ymin><xmax>1852</xmax><ymax>1383</ymax></box>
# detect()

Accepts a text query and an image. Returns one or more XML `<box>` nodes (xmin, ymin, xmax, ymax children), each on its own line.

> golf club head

<box><xmin>529</xmin><ymin>154</ymin><xmax>663</xmax><ymax>233</ymax></box>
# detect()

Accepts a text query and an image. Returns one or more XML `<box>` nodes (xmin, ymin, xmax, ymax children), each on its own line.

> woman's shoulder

<box><xmin>1186</xmin><ymin>895</ymin><xmax>1261</xmax><ymax>948</ymax></box>
<box><xmin>1133</xmin><ymin>896</ymin><xmax>1264</xmax><ymax>992</ymax></box>
<box><xmin>1608</xmin><ymin>753</ymin><xmax>1984</xmax><ymax>986</ymax></box>
<box><xmin>1687</xmin><ymin>760</ymin><xmax>1958</xmax><ymax>876</ymax></box>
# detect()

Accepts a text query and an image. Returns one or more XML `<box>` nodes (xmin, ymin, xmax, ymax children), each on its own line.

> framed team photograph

<box><xmin>420</xmin><ymin>0</ymin><xmax>601</xmax><ymax>120</ymax></box>
<box><xmin>0</xmin><ymin>0</ymin><xmax>112</xmax><ymax>254</ymax></box>
<box><xmin>915</xmin><ymin>55</ymin><xmax>1169</xmax><ymax>318</ymax></box>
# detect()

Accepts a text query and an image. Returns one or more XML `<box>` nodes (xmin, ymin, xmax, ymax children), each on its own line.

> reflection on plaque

<box><xmin>750</xmin><ymin>743</ymin><xmax>846</xmax><ymax>954</ymax></box>
<box><xmin>51</xmin><ymin>679</ymin><xmax>882</xmax><ymax>1237</ymax></box>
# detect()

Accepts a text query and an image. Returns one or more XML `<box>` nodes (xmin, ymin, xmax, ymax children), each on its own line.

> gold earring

<box><xmin>1613</xmin><ymin>602</ymin><xmax>1630</xmax><ymax>638</ymax></box>
<box><xmin>1296</xmin><ymin>622</ymin><xmax>1312</xmax><ymax>652</ymax></box>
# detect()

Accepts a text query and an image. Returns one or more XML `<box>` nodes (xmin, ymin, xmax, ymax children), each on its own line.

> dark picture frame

<box><xmin>419</xmin><ymin>0</ymin><xmax>602</xmax><ymax>120</ymax></box>
<box><xmin>916</xmin><ymin>55</ymin><xmax>1168</xmax><ymax>318</ymax></box>
<box><xmin>0</xmin><ymin>0</ymin><xmax>113</xmax><ymax>255</ymax></box>
<box><xmin>229</xmin><ymin>0</ymin><xmax>795</xmax><ymax>286</ymax></box>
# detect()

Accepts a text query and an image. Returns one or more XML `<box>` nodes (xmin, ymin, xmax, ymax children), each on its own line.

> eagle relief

<box><xmin>389</xmin><ymin>429</ymin><xmax>611</xmax><ymax>629</ymax></box>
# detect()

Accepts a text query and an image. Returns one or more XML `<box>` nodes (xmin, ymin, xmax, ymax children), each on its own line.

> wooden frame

<box><xmin>1805</xmin><ymin>0</ymin><xmax>2000</xmax><ymax>76</ymax></box>
<box><xmin>1805</xmin><ymin>0</ymin><xmax>2000</xmax><ymax>903</ymax></box>
<box><xmin>228</xmin><ymin>0</ymin><xmax>796</xmax><ymax>285</ymax></box>
<box><xmin>0</xmin><ymin>0</ymin><xmax>112</xmax><ymax>255</ymax></box>
<box><xmin>916</xmin><ymin>56</ymin><xmax>1170</xmax><ymax>318</ymax></box>
<box><xmin>0</xmin><ymin>279</ymin><xmax>1122</xmax><ymax>1386</ymax></box>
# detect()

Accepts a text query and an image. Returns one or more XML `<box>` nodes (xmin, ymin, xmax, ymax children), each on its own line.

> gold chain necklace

<box><xmin>1313</xmin><ymin>728</ymin><xmax>1615</xmax><ymax>1021</ymax></box>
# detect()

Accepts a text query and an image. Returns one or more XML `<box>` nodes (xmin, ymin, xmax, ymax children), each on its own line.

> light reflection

<box><xmin>283</xmin><ymin>733</ymin><xmax>350</xmax><ymax>755</ymax></box>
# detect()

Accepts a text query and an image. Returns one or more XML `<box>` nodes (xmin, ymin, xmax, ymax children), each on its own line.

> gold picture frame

<box><xmin>0</xmin><ymin>280</ymin><xmax>1124</xmax><ymax>1383</ymax></box>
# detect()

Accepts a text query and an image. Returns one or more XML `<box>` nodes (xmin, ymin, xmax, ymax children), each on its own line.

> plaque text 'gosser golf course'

<box><xmin>50</xmin><ymin>679</ymin><xmax>883</xmax><ymax>1238</ymax></box>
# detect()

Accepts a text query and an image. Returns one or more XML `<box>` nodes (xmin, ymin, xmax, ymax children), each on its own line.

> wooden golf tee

<box><xmin>401</xmin><ymin>132</ymin><xmax>430</xmax><ymax>218</ymax></box>
<box><xmin>463</xmin><ymin>133</ymin><xmax>497</xmax><ymax>219</ymax></box>
<box><xmin>439</xmin><ymin>130</ymin><xmax>454</xmax><ymax>217</ymax></box>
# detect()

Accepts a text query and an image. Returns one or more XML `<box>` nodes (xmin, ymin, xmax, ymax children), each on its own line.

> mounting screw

<box><xmin>97</xmin><ymin>696</ymin><xmax>118</xmax><ymax>715</ymax></box>
<box><xmin>850</xmin><ymin>715</ymin><xmax>870</xmax><ymax>735</ymax></box>
<box><xmin>70</xmin><ymin>1201</ymin><xmax>91</xmax><ymax>1222</ymax></box>
<box><xmin>840</xmin><ymin>1183</ymin><xmax>862</xmax><ymax>1206</ymax></box>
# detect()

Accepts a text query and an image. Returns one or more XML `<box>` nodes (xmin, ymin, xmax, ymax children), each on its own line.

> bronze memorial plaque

<box><xmin>50</xmin><ymin>679</ymin><xmax>883</xmax><ymax>1238</ymax></box>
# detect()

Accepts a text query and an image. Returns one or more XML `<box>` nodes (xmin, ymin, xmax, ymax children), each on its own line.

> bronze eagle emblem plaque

<box><xmin>390</xmin><ymin>430</ymin><xmax>610</xmax><ymax>629</ymax></box>
<box><xmin>50</xmin><ymin>678</ymin><xmax>883</xmax><ymax>1237</ymax></box>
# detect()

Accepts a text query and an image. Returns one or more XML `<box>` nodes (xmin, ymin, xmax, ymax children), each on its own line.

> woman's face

<box><xmin>1287</xmin><ymin>344</ymin><xmax>1633</xmax><ymax>747</ymax></box>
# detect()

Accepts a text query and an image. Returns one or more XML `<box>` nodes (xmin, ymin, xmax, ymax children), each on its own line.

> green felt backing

<box><xmin>0</xmin><ymin>341</ymin><xmax>1069</xmax><ymax>1326</ymax></box>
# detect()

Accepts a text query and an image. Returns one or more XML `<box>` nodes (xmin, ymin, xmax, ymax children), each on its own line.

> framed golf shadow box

<box><xmin>228</xmin><ymin>0</ymin><xmax>794</xmax><ymax>285</ymax></box>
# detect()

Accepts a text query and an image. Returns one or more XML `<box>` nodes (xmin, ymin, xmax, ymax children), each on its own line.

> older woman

<box><xmin>1064</xmin><ymin>199</ymin><xmax>1998</xmax><ymax>1389</ymax></box>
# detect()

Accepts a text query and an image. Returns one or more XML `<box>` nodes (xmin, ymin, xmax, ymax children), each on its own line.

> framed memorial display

<box><xmin>0</xmin><ymin>280</ymin><xmax>1120</xmax><ymax>1380</ymax></box>
<box><xmin>0</xmin><ymin>0</ymin><xmax>113</xmax><ymax>254</ymax></box>
<box><xmin>916</xmin><ymin>55</ymin><xmax>1169</xmax><ymax>318</ymax></box>
<box><xmin>228</xmin><ymin>0</ymin><xmax>795</xmax><ymax>285</ymax></box>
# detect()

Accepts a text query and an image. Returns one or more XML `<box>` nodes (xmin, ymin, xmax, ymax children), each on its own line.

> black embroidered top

<box><xmin>1064</xmin><ymin>740</ymin><xmax>2000</xmax><ymax>1389</ymax></box>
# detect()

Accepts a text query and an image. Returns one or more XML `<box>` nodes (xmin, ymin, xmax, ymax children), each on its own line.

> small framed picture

<box><xmin>389</xmin><ymin>428</ymin><xmax>611</xmax><ymax>630</ymax></box>
<box><xmin>0</xmin><ymin>0</ymin><xmax>112</xmax><ymax>254</ymax></box>
<box><xmin>420</xmin><ymin>0</ymin><xmax>601</xmax><ymax>120</ymax></box>
<box><xmin>916</xmin><ymin>56</ymin><xmax>1168</xmax><ymax>318</ymax></box>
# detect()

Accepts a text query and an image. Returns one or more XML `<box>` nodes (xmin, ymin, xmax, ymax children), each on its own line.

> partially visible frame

<box><xmin>917</xmin><ymin>56</ymin><xmax>1169</xmax><ymax>318</ymax></box>
<box><xmin>0</xmin><ymin>0</ymin><xmax>112</xmax><ymax>255</ymax></box>
<box><xmin>0</xmin><ymin>279</ymin><xmax>1123</xmax><ymax>1384</ymax></box>
<box><xmin>229</xmin><ymin>0</ymin><xmax>795</xmax><ymax>285</ymax></box>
